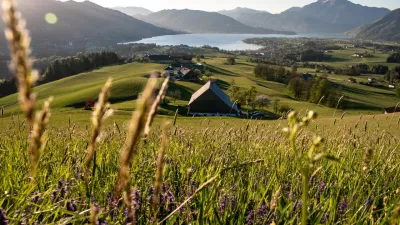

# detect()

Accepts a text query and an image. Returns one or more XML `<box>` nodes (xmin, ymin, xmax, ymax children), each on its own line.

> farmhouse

<box><xmin>348</xmin><ymin>78</ymin><xmax>357</xmax><ymax>83</ymax></box>
<box><xmin>179</xmin><ymin>68</ymin><xmax>199</xmax><ymax>81</ymax></box>
<box><xmin>384</xmin><ymin>107</ymin><xmax>400</xmax><ymax>114</ymax></box>
<box><xmin>188</xmin><ymin>81</ymin><xmax>239</xmax><ymax>116</ymax></box>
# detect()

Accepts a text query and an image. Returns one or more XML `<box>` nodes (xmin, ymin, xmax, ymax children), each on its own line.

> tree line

<box><xmin>253</xmin><ymin>63</ymin><xmax>344</xmax><ymax>108</ymax></box>
<box><xmin>0</xmin><ymin>52</ymin><xmax>121</xmax><ymax>97</ymax></box>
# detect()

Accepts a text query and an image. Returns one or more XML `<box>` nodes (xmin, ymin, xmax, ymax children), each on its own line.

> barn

<box><xmin>188</xmin><ymin>81</ymin><xmax>239</xmax><ymax>116</ymax></box>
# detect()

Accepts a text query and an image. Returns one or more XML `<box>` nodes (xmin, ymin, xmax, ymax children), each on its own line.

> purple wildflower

<box><xmin>164</xmin><ymin>190</ymin><xmax>176</xmax><ymax>213</ymax></box>
<box><xmin>219</xmin><ymin>195</ymin><xmax>228</xmax><ymax>215</ymax></box>
<box><xmin>257</xmin><ymin>202</ymin><xmax>268</xmax><ymax>221</ymax></box>
<box><xmin>30</xmin><ymin>191</ymin><xmax>41</xmax><ymax>204</ymax></box>
<box><xmin>316</xmin><ymin>182</ymin><xmax>326</xmax><ymax>202</ymax></box>
<box><xmin>0</xmin><ymin>208</ymin><xmax>9</xmax><ymax>225</ymax></box>
<box><xmin>246</xmin><ymin>210</ymin><xmax>255</xmax><ymax>225</ymax></box>
<box><xmin>66</xmin><ymin>200</ymin><xmax>77</xmax><ymax>212</ymax></box>
<box><xmin>132</xmin><ymin>189</ymin><xmax>142</xmax><ymax>210</ymax></box>
<box><xmin>231</xmin><ymin>196</ymin><xmax>237</xmax><ymax>210</ymax></box>
<box><xmin>337</xmin><ymin>199</ymin><xmax>348</xmax><ymax>217</ymax></box>
<box><xmin>96</xmin><ymin>218</ymin><xmax>107</xmax><ymax>225</ymax></box>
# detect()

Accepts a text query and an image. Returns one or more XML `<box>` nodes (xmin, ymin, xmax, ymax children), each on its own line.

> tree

<box><xmin>193</xmin><ymin>69</ymin><xmax>203</xmax><ymax>79</ymax></box>
<box><xmin>254</xmin><ymin>95</ymin><xmax>270</xmax><ymax>109</ymax></box>
<box><xmin>309</xmin><ymin>78</ymin><xmax>331</xmax><ymax>104</ymax></box>
<box><xmin>291</xmin><ymin>64</ymin><xmax>298</xmax><ymax>74</ymax></box>
<box><xmin>287</xmin><ymin>77</ymin><xmax>306</xmax><ymax>99</ymax></box>
<box><xmin>395</xmin><ymin>86</ymin><xmax>400</xmax><ymax>98</ymax></box>
<box><xmin>196</xmin><ymin>55</ymin><xmax>201</xmax><ymax>62</ymax></box>
<box><xmin>246</xmin><ymin>86</ymin><xmax>257</xmax><ymax>108</ymax></box>
<box><xmin>226</xmin><ymin>57</ymin><xmax>236</xmax><ymax>65</ymax></box>
<box><xmin>168</xmin><ymin>89</ymin><xmax>182</xmax><ymax>104</ymax></box>
<box><xmin>272</xmin><ymin>99</ymin><xmax>280</xmax><ymax>113</ymax></box>
<box><xmin>228</xmin><ymin>86</ymin><xmax>246</xmax><ymax>104</ymax></box>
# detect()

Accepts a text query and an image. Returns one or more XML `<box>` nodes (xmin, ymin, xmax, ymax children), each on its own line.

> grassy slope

<box><xmin>0</xmin><ymin>54</ymin><xmax>399</xmax><ymax>128</ymax></box>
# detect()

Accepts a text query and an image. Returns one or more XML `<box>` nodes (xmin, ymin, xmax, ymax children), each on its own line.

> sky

<box><xmin>60</xmin><ymin>0</ymin><xmax>399</xmax><ymax>13</ymax></box>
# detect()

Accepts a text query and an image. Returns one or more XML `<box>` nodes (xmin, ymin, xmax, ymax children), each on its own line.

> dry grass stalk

<box><xmin>173</xmin><ymin>109</ymin><xmax>178</xmax><ymax>126</ymax></box>
<box><xmin>144</xmin><ymin>77</ymin><xmax>170</xmax><ymax>139</ymax></box>
<box><xmin>117</xmin><ymin>78</ymin><xmax>158</xmax><ymax>220</ymax></box>
<box><xmin>84</xmin><ymin>78</ymin><xmax>113</xmax><ymax>182</ymax></box>
<box><xmin>28</xmin><ymin>97</ymin><xmax>53</xmax><ymax>178</ymax></box>
<box><xmin>270</xmin><ymin>187</ymin><xmax>281</xmax><ymax>209</ymax></box>
<box><xmin>152</xmin><ymin>121</ymin><xmax>170</xmax><ymax>222</ymax></box>
<box><xmin>2</xmin><ymin>0</ymin><xmax>38</xmax><ymax>127</ymax></box>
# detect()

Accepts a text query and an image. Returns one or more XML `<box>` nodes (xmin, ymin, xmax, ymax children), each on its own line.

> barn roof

<box><xmin>384</xmin><ymin>106</ymin><xmax>400</xmax><ymax>114</ymax></box>
<box><xmin>189</xmin><ymin>81</ymin><xmax>239</xmax><ymax>113</ymax></box>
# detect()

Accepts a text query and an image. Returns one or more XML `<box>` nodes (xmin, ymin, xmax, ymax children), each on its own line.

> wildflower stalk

<box><xmin>144</xmin><ymin>77</ymin><xmax>169</xmax><ymax>139</ymax></box>
<box><xmin>2</xmin><ymin>0</ymin><xmax>37</xmax><ymax>128</ymax></box>
<box><xmin>283</xmin><ymin>111</ymin><xmax>319</xmax><ymax>225</ymax></box>
<box><xmin>152</xmin><ymin>121</ymin><xmax>170</xmax><ymax>223</ymax></box>
<box><xmin>84</xmin><ymin>78</ymin><xmax>113</xmax><ymax>183</ymax></box>
<box><xmin>28</xmin><ymin>97</ymin><xmax>53</xmax><ymax>179</ymax></box>
<box><xmin>117</xmin><ymin>78</ymin><xmax>157</xmax><ymax>221</ymax></box>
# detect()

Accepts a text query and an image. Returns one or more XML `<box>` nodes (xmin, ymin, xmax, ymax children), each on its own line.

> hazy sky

<box><xmin>61</xmin><ymin>0</ymin><xmax>399</xmax><ymax>13</ymax></box>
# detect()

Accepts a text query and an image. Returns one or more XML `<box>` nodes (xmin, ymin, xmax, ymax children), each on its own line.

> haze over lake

<box><xmin>127</xmin><ymin>33</ymin><xmax>350</xmax><ymax>51</ymax></box>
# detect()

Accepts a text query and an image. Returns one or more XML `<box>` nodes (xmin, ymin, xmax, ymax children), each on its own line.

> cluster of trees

<box><xmin>287</xmin><ymin>77</ymin><xmax>344</xmax><ymax>108</ymax></box>
<box><xmin>387</xmin><ymin>53</ymin><xmax>400</xmax><ymax>63</ymax></box>
<box><xmin>299</xmin><ymin>49</ymin><xmax>331</xmax><ymax>62</ymax></box>
<box><xmin>333</xmin><ymin>64</ymin><xmax>389</xmax><ymax>76</ymax></box>
<box><xmin>0</xmin><ymin>52</ymin><xmax>121</xmax><ymax>97</ymax></box>
<box><xmin>228</xmin><ymin>84</ymin><xmax>257</xmax><ymax>108</ymax></box>
<box><xmin>384</xmin><ymin>66</ymin><xmax>400</xmax><ymax>84</ymax></box>
<box><xmin>254</xmin><ymin>64</ymin><xmax>292</xmax><ymax>84</ymax></box>
<box><xmin>41</xmin><ymin>52</ymin><xmax>120</xmax><ymax>83</ymax></box>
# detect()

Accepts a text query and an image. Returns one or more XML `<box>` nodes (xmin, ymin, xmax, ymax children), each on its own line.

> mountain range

<box><xmin>0</xmin><ymin>0</ymin><xmax>177</xmax><ymax>55</ymax></box>
<box><xmin>218</xmin><ymin>0</ymin><xmax>390</xmax><ymax>33</ymax></box>
<box><xmin>135</xmin><ymin>9</ymin><xmax>295</xmax><ymax>35</ymax></box>
<box><xmin>112</xmin><ymin>6</ymin><xmax>153</xmax><ymax>17</ymax></box>
<box><xmin>352</xmin><ymin>9</ymin><xmax>400</xmax><ymax>42</ymax></box>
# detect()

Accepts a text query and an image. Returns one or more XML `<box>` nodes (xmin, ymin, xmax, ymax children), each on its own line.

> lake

<box><xmin>125</xmin><ymin>33</ymin><xmax>350</xmax><ymax>51</ymax></box>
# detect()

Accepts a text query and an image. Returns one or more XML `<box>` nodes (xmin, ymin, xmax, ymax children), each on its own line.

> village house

<box><xmin>188</xmin><ymin>81</ymin><xmax>240</xmax><ymax>116</ymax></box>
<box><xmin>178</xmin><ymin>68</ymin><xmax>200</xmax><ymax>81</ymax></box>
<box><xmin>164</xmin><ymin>66</ymin><xmax>175</xmax><ymax>76</ymax></box>
<box><xmin>384</xmin><ymin>106</ymin><xmax>400</xmax><ymax>114</ymax></box>
<box><xmin>368</xmin><ymin>77</ymin><xmax>377</xmax><ymax>83</ymax></box>
<box><xmin>348</xmin><ymin>78</ymin><xmax>357</xmax><ymax>83</ymax></box>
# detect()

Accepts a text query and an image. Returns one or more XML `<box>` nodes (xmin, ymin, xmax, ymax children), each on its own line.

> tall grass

<box><xmin>1</xmin><ymin>1</ymin><xmax>400</xmax><ymax>224</ymax></box>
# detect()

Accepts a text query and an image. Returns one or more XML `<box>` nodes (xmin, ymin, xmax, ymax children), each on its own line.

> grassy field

<box><xmin>1</xmin><ymin>51</ymin><xmax>400</xmax><ymax>224</ymax></box>
<box><xmin>1</xmin><ymin>54</ymin><xmax>399</xmax><ymax>128</ymax></box>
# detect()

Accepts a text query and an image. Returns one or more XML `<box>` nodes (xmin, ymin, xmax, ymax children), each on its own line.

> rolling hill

<box><xmin>0</xmin><ymin>0</ymin><xmax>178</xmax><ymax>56</ymax></box>
<box><xmin>112</xmin><ymin>6</ymin><xmax>153</xmax><ymax>17</ymax></box>
<box><xmin>138</xmin><ymin>9</ymin><xmax>295</xmax><ymax>34</ymax></box>
<box><xmin>221</xmin><ymin>0</ymin><xmax>390</xmax><ymax>33</ymax></box>
<box><xmin>353</xmin><ymin>9</ymin><xmax>400</xmax><ymax>42</ymax></box>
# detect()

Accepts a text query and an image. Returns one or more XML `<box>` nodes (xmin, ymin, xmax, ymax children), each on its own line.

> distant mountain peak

<box><xmin>317</xmin><ymin>0</ymin><xmax>348</xmax><ymax>4</ymax></box>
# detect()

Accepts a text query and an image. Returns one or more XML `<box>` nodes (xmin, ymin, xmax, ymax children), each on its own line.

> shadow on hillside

<box><xmin>324</xmin><ymin>57</ymin><xmax>350</xmax><ymax>63</ymax></box>
<box><xmin>207</xmin><ymin>65</ymin><xmax>237</xmax><ymax>76</ymax></box>
<box><xmin>168</xmin><ymin>82</ymin><xmax>194</xmax><ymax>101</ymax></box>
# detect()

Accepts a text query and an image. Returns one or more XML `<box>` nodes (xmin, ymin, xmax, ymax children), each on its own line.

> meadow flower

<box><xmin>338</xmin><ymin>199</ymin><xmax>348</xmax><ymax>217</ymax></box>
<box><xmin>0</xmin><ymin>208</ymin><xmax>8</xmax><ymax>225</ymax></box>
<box><xmin>219</xmin><ymin>195</ymin><xmax>228</xmax><ymax>215</ymax></box>
<box><xmin>66</xmin><ymin>200</ymin><xmax>77</xmax><ymax>212</ymax></box>
<box><xmin>257</xmin><ymin>201</ymin><xmax>268</xmax><ymax>221</ymax></box>
<box><xmin>246</xmin><ymin>210</ymin><xmax>255</xmax><ymax>225</ymax></box>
